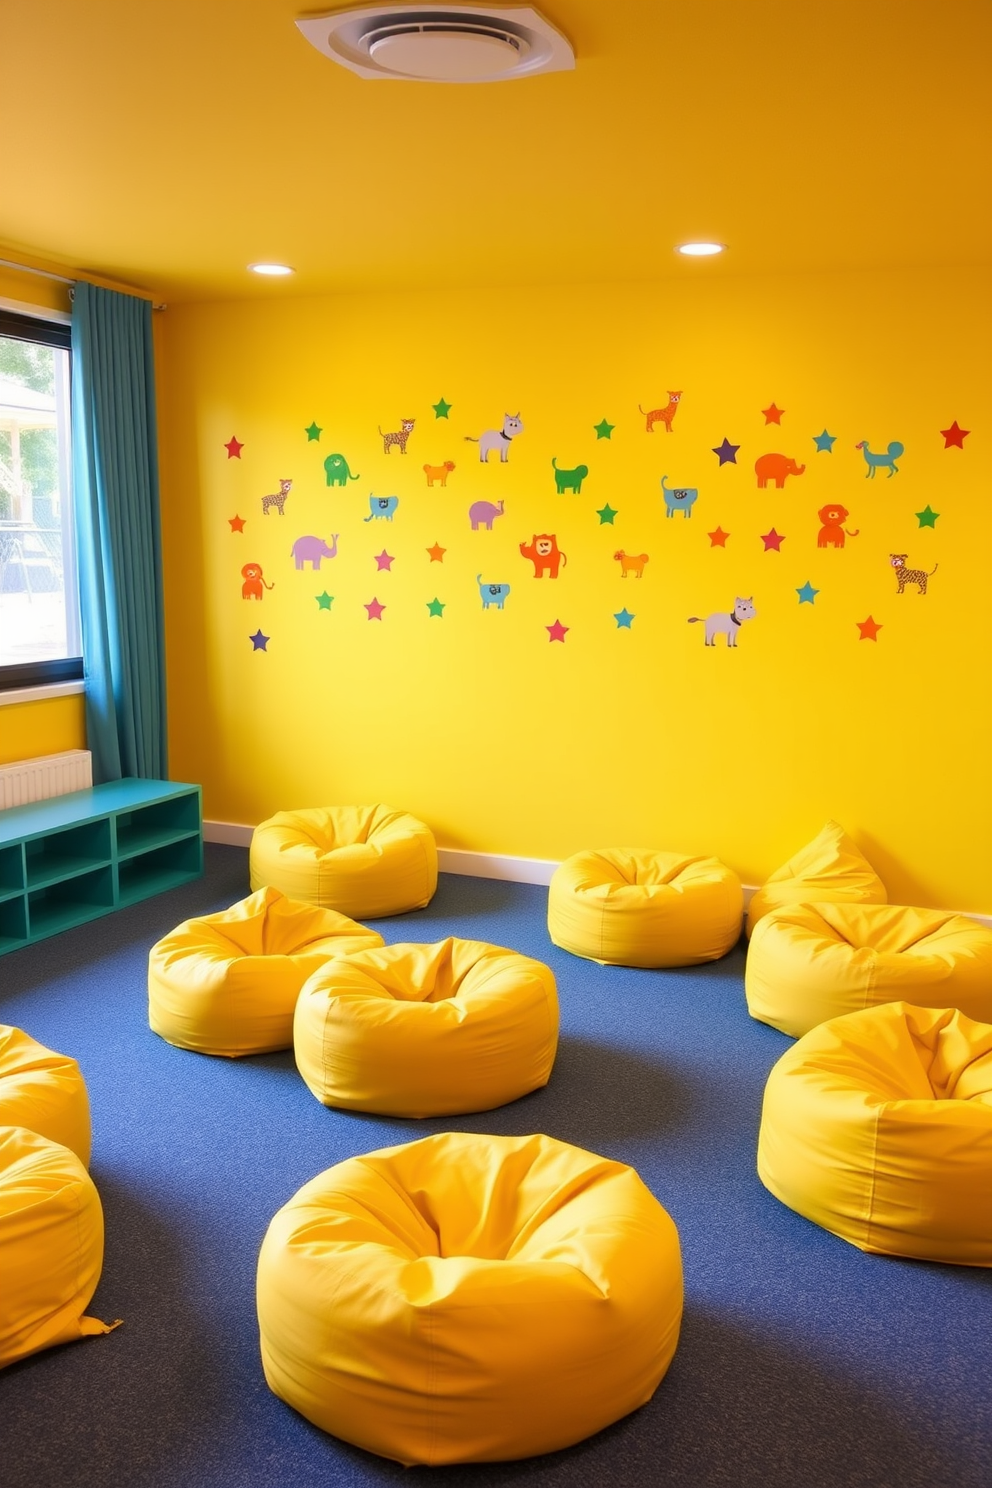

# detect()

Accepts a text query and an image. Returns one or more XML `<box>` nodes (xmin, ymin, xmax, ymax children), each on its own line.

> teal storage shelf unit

<box><xmin>0</xmin><ymin>779</ymin><xmax>202</xmax><ymax>956</ymax></box>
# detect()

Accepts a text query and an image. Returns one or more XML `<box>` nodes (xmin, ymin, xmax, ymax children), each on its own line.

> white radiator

<box><xmin>0</xmin><ymin>750</ymin><xmax>93</xmax><ymax>809</ymax></box>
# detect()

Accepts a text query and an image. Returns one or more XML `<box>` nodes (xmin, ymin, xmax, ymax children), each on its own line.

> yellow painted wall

<box><xmin>158</xmin><ymin>267</ymin><xmax>991</xmax><ymax>913</ymax></box>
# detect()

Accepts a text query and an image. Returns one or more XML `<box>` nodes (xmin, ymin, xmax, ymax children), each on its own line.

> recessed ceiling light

<box><xmin>248</xmin><ymin>262</ymin><xmax>294</xmax><ymax>276</ymax></box>
<box><xmin>677</xmin><ymin>242</ymin><xmax>725</xmax><ymax>257</ymax></box>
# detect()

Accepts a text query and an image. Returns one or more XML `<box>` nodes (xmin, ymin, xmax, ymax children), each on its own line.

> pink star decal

<box><xmin>856</xmin><ymin>615</ymin><xmax>882</xmax><ymax>641</ymax></box>
<box><xmin>427</xmin><ymin>542</ymin><xmax>446</xmax><ymax>562</ymax></box>
<box><xmin>708</xmin><ymin>526</ymin><xmax>730</xmax><ymax>547</ymax></box>
<box><xmin>225</xmin><ymin>436</ymin><xmax>243</xmax><ymax>459</ymax></box>
<box><xmin>365</xmin><ymin>598</ymin><xmax>385</xmax><ymax>620</ymax></box>
<box><xmin>546</xmin><ymin>619</ymin><xmax>569</xmax><ymax>643</ymax></box>
<box><xmin>228</xmin><ymin>514</ymin><xmax>246</xmax><ymax>533</ymax></box>
<box><xmin>374</xmin><ymin>550</ymin><xmax>395</xmax><ymax>571</ymax></box>
<box><xmin>762</xmin><ymin>404</ymin><xmax>784</xmax><ymax>425</ymax></box>
<box><xmin>940</xmin><ymin>421</ymin><xmax>969</xmax><ymax>449</ymax></box>
<box><xmin>760</xmin><ymin>528</ymin><xmax>785</xmax><ymax>551</ymax></box>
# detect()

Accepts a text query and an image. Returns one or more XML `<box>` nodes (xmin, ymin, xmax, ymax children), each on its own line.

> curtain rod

<box><xmin>0</xmin><ymin>256</ymin><xmax>166</xmax><ymax>309</ymax></box>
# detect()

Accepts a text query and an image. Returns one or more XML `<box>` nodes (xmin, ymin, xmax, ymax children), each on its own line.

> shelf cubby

<box><xmin>24</xmin><ymin>819</ymin><xmax>112</xmax><ymax>888</ymax></box>
<box><xmin>117</xmin><ymin>835</ymin><xmax>202</xmax><ymax>906</ymax></box>
<box><xmin>0</xmin><ymin>842</ymin><xmax>24</xmax><ymax>898</ymax></box>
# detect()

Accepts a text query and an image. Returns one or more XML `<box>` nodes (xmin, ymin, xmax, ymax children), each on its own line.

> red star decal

<box><xmin>760</xmin><ymin>528</ymin><xmax>785</xmax><ymax>551</ymax></box>
<box><xmin>365</xmin><ymin>598</ymin><xmax>385</xmax><ymax>621</ymax></box>
<box><xmin>228</xmin><ymin>514</ymin><xmax>246</xmax><ymax>533</ymax></box>
<box><xmin>708</xmin><ymin>527</ymin><xmax>730</xmax><ymax>547</ymax></box>
<box><xmin>856</xmin><ymin>615</ymin><xmax>882</xmax><ymax>641</ymax></box>
<box><xmin>225</xmin><ymin>436</ymin><xmax>244</xmax><ymax>459</ymax></box>
<box><xmin>940</xmin><ymin>421</ymin><xmax>969</xmax><ymax>449</ymax></box>
<box><xmin>546</xmin><ymin>619</ymin><xmax>569</xmax><ymax>643</ymax></box>
<box><xmin>427</xmin><ymin>542</ymin><xmax>446</xmax><ymax>563</ymax></box>
<box><xmin>762</xmin><ymin>404</ymin><xmax>784</xmax><ymax>425</ymax></box>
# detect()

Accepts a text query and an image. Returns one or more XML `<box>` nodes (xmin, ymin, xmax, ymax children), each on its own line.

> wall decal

<box><xmin>813</xmin><ymin>430</ymin><xmax>836</xmax><ymax>453</ymax></box>
<box><xmin>520</xmin><ymin>534</ymin><xmax>567</xmax><ymax>578</ymax></box>
<box><xmin>940</xmin><ymin>421</ymin><xmax>969</xmax><ymax>449</ymax></box>
<box><xmin>712</xmin><ymin>438</ymin><xmax>740</xmax><ymax>465</ymax></box>
<box><xmin>660</xmin><ymin>474</ymin><xmax>698</xmax><ymax>518</ymax></box>
<box><xmin>423</xmin><ymin>461</ymin><xmax>455</xmax><ymax>486</ymax></box>
<box><xmin>708</xmin><ymin>527</ymin><xmax>729</xmax><ymax>547</ymax></box>
<box><xmin>469</xmin><ymin>499</ymin><xmax>505</xmax><ymax>530</ymax></box>
<box><xmin>796</xmin><ymin>582</ymin><xmax>819</xmax><ymax>605</ymax></box>
<box><xmin>249</xmin><ymin>629</ymin><xmax>269</xmax><ymax>651</ymax></box>
<box><xmin>760</xmin><ymin>528</ymin><xmax>786</xmax><ymax>551</ymax></box>
<box><xmin>552</xmin><ymin>458</ymin><xmax>589</xmax><ymax>494</ymax></box>
<box><xmin>324</xmin><ymin>453</ymin><xmax>360</xmax><ymax>485</ymax></box>
<box><xmin>261</xmin><ymin>478</ymin><xmax>292</xmax><ymax>516</ymax></box>
<box><xmin>916</xmin><ymin>505</ymin><xmax>940</xmax><ymax>528</ymax></box>
<box><xmin>614</xmin><ymin>608</ymin><xmax>635</xmax><ymax>629</ymax></box>
<box><xmin>614</xmin><ymin>550</ymin><xmax>649</xmax><ymax>579</ymax></box>
<box><xmin>477</xmin><ymin>577</ymin><xmax>511</xmax><ymax>610</ymax></box>
<box><xmin>856</xmin><ymin>440</ymin><xmax>904</xmax><ymax>477</ymax></box>
<box><xmin>427</xmin><ymin>541</ymin><xmax>446</xmax><ymax>562</ymax></box>
<box><xmin>687</xmin><ymin>597</ymin><xmax>757</xmax><ymax>647</ymax></box>
<box><xmin>546</xmin><ymin>619</ymin><xmax>569</xmax><ymax>642</ymax></box>
<box><xmin>639</xmin><ymin>393</ymin><xmax>681</xmax><ymax>434</ymax></box>
<box><xmin>594</xmin><ymin>418</ymin><xmax>615</xmax><ymax>440</ymax></box>
<box><xmin>379</xmin><ymin>418</ymin><xmax>416</xmax><ymax>455</ymax></box>
<box><xmin>596</xmin><ymin>503</ymin><xmax>618</xmax><ymax>524</ymax></box>
<box><xmin>365</xmin><ymin>598</ymin><xmax>385</xmax><ymax>620</ymax></box>
<box><xmin>427</xmin><ymin>597</ymin><xmax>445</xmax><ymax>617</ymax></box>
<box><xmin>365</xmin><ymin>495</ymin><xmax>399</xmax><ymax>521</ymax></box>
<box><xmin>762</xmin><ymin>404</ymin><xmax>784</xmax><ymax>425</ymax></box>
<box><xmin>241</xmin><ymin>563</ymin><xmax>274</xmax><ymax>600</ymax></box>
<box><xmin>228</xmin><ymin>515</ymin><xmax>246</xmax><ymax>533</ymax></box>
<box><xmin>305</xmin><ymin>422</ymin><xmax>322</xmax><ymax>442</ymax></box>
<box><xmin>890</xmin><ymin>554</ymin><xmax>938</xmax><ymax>594</ymax></box>
<box><xmin>291</xmin><ymin>534</ymin><xmax>339</xmax><ymax>569</ymax></box>
<box><xmin>225</xmin><ymin>436</ymin><xmax>244</xmax><ymax>459</ymax></box>
<box><xmin>315</xmin><ymin>592</ymin><xmax>333</xmax><ymax>611</ymax></box>
<box><xmin>374</xmin><ymin>550</ymin><xmax>395</xmax><ymax>572</ymax></box>
<box><xmin>432</xmin><ymin>397</ymin><xmax>452</xmax><ymax>419</ymax></box>
<box><xmin>817</xmin><ymin>504</ymin><xmax>859</xmax><ymax>548</ymax></box>
<box><xmin>755</xmin><ymin>454</ymin><xmax>805</xmax><ymax>488</ymax></box>
<box><xmin>857</xmin><ymin>615</ymin><xmax>882</xmax><ymax>641</ymax></box>
<box><xmin>465</xmin><ymin>413</ymin><xmax>525</xmax><ymax>462</ymax></box>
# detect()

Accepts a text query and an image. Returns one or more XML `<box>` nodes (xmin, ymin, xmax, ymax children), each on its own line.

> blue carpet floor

<box><xmin>2</xmin><ymin>845</ymin><xmax>990</xmax><ymax>1488</ymax></box>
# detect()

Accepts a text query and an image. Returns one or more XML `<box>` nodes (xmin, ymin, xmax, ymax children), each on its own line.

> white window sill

<box><xmin>0</xmin><ymin>679</ymin><xmax>85</xmax><ymax>707</ymax></box>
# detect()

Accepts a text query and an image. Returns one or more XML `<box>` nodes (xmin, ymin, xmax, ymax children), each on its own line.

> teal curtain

<box><xmin>71</xmin><ymin>282</ymin><xmax>167</xmax><ymax>782</ymax></box>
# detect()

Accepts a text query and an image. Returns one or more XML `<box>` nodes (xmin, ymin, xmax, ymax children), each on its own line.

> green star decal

<box><xmin>432</xmin><ymin>397</ymin><xmax>452</xmax><ymax>419</ymax></box>
<box><xmin>596</xmin><ymin>503</ymin><xmax>618</xmax><ymax>524</ymax></box>
<box><xmin>315</xmin><ymin>592</ymin><xmax>333</xmax><ymax>610</ymax></box>
<box><xmin>594</xmin><ymin>418</ymin><xmax>615</xmax><ymax>440</ymax></box>
<box><xmin>305</xmin><ymin>421</ymin><xmax>322</xmax><ymax>441</ymax></box>
<box><xmin>916</xmin><ymin>505</ymin><xmax>939</xmax><ymax>528</ymax></box>
<box><xmin>427</xmin><ymin>597</ymin><xmax>445</xmax><ymax>617</ymax></box>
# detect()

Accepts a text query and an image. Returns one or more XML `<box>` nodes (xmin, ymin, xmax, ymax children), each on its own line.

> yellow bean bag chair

<box><xmin>746</xmin><ymin>819</ymin><xmax>885</xmax><ymax>937</ymax></box>
<box><xmin>148</xmin><ymin>886</ymin><xmax>384</xmax><ymax>1057</ymax></box>
<box><xmin>758</xmin><ymin>1002</ymin><xmax>992</xmax><ymax>1265</ymax></box>
<box><xmin>250</xmin><ymin>805</ymin><xmax>437</xmax><ymax>919</ymax></box>
<box><xmin>747</xmin><ymin>903</ymin><xmax>992</xmax><ymax>1038</ymax></box>
<box><xmin>548</xmin><ymin>848</ymin><xmax>742</xmax><ymax>967</ymax></box>
<box><xmin>0</xmin><ymin>1025</ymin><xmax>91</xmax><ymax>1166</ymax></box>
<box><xmin>294</xmin><ymin>938</ymin><xmax>559</xmax><ymax>1116</ymax></box>
<box><xmin>257</xmin><ymin>1131</ymin><xmax>683</xmax><ymax>1464</ymax></box>
<box><xmin>0</xmin><ymin>1126</ymin><xmax>120</xmax><ymax>1368</ymax></box>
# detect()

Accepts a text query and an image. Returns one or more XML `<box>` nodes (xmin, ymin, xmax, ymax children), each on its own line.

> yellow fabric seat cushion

<box><xmin>249</xmin><ymin>804</ymin><xmax>437</xmax><ymax>919</ymax></box>
<box><xmin>746</xmin><ymin>903</ymin><xmax>992</xmax><ymax>1038</ymax></box>
<box><xmin>548</xmin><ymin>848</ymin><xmax>742</xmax><ymax>967</ymax></box>
<box><xmin>148</xmin><ymin>886</ymin><xmax>384</xmax><ymax>1057</ymax></box>
<box><xmin>0</xmin><ymin>1025</ymin><xmax>91</xmax><ymax>1167</ymax></box>
<box><xmin>0</xmin><ymin>1126</ymin><xmax>119</xmax><ymax>1368</ymax></box>
<box><xmin>746</xmin><ymin>820</ymin><xmax>885</xmax><ymax>937</ymax></box>
<box><xmin>757</xmin><ymin>1002</ymin><xmax>992</xmax><ymax>1265</ymax></box>
<box><xmin>294</xmin><ymin>938</ymin><xmax>559</xmax><ymax>1116</ymax></box>
<box><xmin>256</xmin><ymin>1131</ymin><xmax>683</xmax><ymax>1465</ymax></box>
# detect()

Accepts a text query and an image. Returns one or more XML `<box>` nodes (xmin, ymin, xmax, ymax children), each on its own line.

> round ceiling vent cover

<box><xmin>296</xmin><ymin>5</ymin><xmax>574</xmax><ymax>82</ymax></box>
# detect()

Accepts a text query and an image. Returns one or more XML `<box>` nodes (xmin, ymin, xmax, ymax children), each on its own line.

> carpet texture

<box><xmin>2</xmin><ymin>845</ymin><xmax>990</xmax><ymax>1488</ymax></box>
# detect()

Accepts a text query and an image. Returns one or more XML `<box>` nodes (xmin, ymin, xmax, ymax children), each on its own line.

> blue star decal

<box><xmin>249</xmin><ymin>629</ymin><xmax>270</xmax><ymax>650</ymax></box>
<box><xmin>813</xmin><ymin>430</ymin><xmax>836</xmax><ymax>453</ymax></box>
<box><xmin>614</xmin><ymin>608</ymin><xmax>635</xmax><ymax>629</ymax></box>
<box><xmin>796</xmin><ymin>582</ymin><xmax>819</xmax><ymax>605</ymax></box>
<box><xmin>712</xmin><ymin>437</ymin><xmax>740</xmax><ymax>465</ymax></box>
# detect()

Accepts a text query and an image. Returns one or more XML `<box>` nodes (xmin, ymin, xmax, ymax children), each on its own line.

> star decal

<box><xmin>796</xmin><ymin>581</ymin><xmax>819</xmax><ymax>604</ymax></box>
<box><xmin>315</xmin><ymin>592</ymin><xmax>333</xmax><ymax>610</ymax></box>
<box><xmin>374</xmin><ymin>550</ymin><xmax>395</xmax><ymax>571</ymax></box>
<box><xmin>760</xmin><ymin>528</ymin><xmax>785</xmax><ymax>551</ymax></box>
<box><xmin>813</xmin><ymin>429</ymin><xmax>836</xmax><ymax>453</ymax></box>
<box><xmin>427</xmin><ymin>542</ymin><xmax>446</xmax><ymax>562</ymax></box>
<box><xmin>249</xmin><ymin>629</ymin><xmax>269</xmax><ymax>651</ymax></box>
<box><xmin>225</xmin><ymin>436</ymin><xmax>244</xmax><ymax>459</ymax></box>
<box><xmin>228</xmin><ymin>514</ymin><xmax>246</xmax><ymax>533</ymax></box>
<box><xmin>712</xmin><ymin>437</ymin><xmax>740</xmax><ymax>465</ymax></box>
<box><xmin>365</xmin><ymin>598</ymin><xmax>385</xmax><ymax>621</ymax></box>
<box><xmin>940</xmin><ymin>421</ymin><xmax>969</xmax><ymax>449</ymax></box>
<box><xmin>305</xmin><ymin>421</ymin><xmax>322</xmax><ymax>442</ymax></box>
<box><xmin>596</xmin><ymin>503</ymin><xmax>618</xmax><ymax>525</ymax></box>
<box><xmin>762</xmin><ymin>404</ymin><xmax>784</xmax><ymax>425</ymax></box>
<box><xmin>546</xmin><ymin>619</ymin><xmax>569</xmax><ymax>643</ymax></box>
<box><xmin>708</xmin><ymin>526</ymin><xmax>730</xmax><ymax>547</ymax></box>
<box><xmin>426</xmin><ymin>597</ymin><xmax>445</xmax><ymax>618</ymax></box>
<box><xmin>614</xmin><ymin>608</ymin><xmax>634</xmax><ymax>629</ymax></box>
<box><xmin>856</xmin><ymin>615</ymin><xmax>882</xmax><ymax>641</ymax></box>
<box><xmin>432</xmin><ymin>397</ymin><xmax>452</xmax><ymax>419</ymax></box>
<box><xmin>594</xmin><ymin>418</ymin><xmax>615</xmax><ymax>440</ymax></box>
<box><xmin>916</xmin><ymin>505</ymin><xmax>940</xmax><ymax>528</ymax></box>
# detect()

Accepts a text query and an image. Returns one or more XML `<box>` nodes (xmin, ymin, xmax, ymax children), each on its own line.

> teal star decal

<box><xmin>614</xmin><ymin>608</ymin><xmax>634</xmax><ymax>628</ymax></box>
<box><xmin>432</xmin><ymin>397</ymin><xmax>451</xmax><ymax>419</ymax></box>
<box><xmin>916</xmin><ymin>505</ymin><xmax>939</xmax><ymax>528</ymax></box>
<box><xmin>796</xmin><ymin>581</ymin><xmax>819</xmax><ymax>604</ymax></box>
<box><xmin>315</xmin><ymin>592</ymin><xmax>333</xmax><ymax>610</ymax></box>
<box><xmin>427</xmin><ymin>597</ymin><xmax>445</xmax><ymax>618</ymax></box>
<box><xmin>305</xmin><ymin>421</ymin><xmax>322</xmax><ymax>441</ymax></box>
<box><xmin>596</xmin><ymin>503</ymin><xmax>618</xmax><ymax>525</ymax></box>
<box><xmin>813</xmin><ymin>430</ymin><xmax>836</xmax><ymax>453</ymax></box>
<box><xmin>594</xmin><ymin>418</ymin><xmax>615</xmax><ymax>440</ymax></box>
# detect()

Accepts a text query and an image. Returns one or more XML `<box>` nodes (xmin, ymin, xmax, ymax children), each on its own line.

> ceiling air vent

<box><xmin>296</xmin><ymin>5</ymin><xmax>575</xmax><ymax>82</ymax></box>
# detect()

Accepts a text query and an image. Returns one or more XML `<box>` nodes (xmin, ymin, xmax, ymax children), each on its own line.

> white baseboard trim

<box><xmin>204</xmin><ymin>820</ymin><xmax>253</xmax><ymax>847</ymax></box>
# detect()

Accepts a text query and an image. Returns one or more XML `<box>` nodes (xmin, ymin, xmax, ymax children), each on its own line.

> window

<box><xmin>0</xmin><ymin>307</ymin><xmax>82</xmax><ymax>690</ymax></box>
